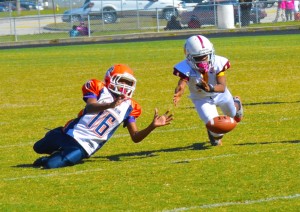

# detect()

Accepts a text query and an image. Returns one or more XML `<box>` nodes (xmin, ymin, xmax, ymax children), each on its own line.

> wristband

<box><xmin>196</xmin><ymin>83</ymin><xmax>205</xmax><ymax>90</ymax></box>
<box><xmin>208</xmin><ymin>84</ymin><xmax>214</xmax><ymax>92</ymax></box>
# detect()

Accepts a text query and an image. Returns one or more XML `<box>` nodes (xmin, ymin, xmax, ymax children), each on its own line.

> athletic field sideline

<box><xmin>0</xmin><ymin>25</ymin><xmax>299</xmax><ymax>49</ymax></box>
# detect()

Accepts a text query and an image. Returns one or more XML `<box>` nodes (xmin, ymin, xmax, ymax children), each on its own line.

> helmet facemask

<box><xmin>188</xmin><ymin>54</ymin><xmax>212</xmax><ymax>74</ymax></box>
<box><xmin>108</xmin><ymin>73</ymin><xmax>136</xmax><ymax>98</ymax></box>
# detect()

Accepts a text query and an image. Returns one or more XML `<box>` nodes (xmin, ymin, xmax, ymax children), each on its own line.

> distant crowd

<box><xmin>273</xmin><ymin>0</ymin><xmax>300</xmax><ymax>22</ymax></box>
<box><xmin>69</xmin><ymin>22</ymin><xmax>89</xmax><ymax>37</ymax></box>
<box><xmin>164</xmin><ymin>0</ymin><xmax>300</xmax><ymax>31</ymax></box>
<box><xmin>164</xmin><ymin>15</ymin><xmax>201</xmax><ymax>31</ymax></box>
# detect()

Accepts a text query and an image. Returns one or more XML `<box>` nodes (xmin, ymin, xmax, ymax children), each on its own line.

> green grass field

<box><xmin>0</xmin><ymin>34</ymin><xmax>299</xmax><ymax>211</ymax></box>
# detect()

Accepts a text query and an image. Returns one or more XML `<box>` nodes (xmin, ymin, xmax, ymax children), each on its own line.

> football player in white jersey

<box><xmin>33</xmin><ymin>64</ymin><xmax>173</xmax><ymax>169</ymax></box>
<box><xmin>173</xmin><ymin>35</ymin><xmax>243</xmax><ymax>146</ymax></box>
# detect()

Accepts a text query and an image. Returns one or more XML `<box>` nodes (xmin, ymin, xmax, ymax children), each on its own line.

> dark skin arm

<box><xmin>84</xmin><ymin>95</ymin><xmax>127</xmax><ymax>114</ymax></box>
<box><xmin>173</xmin><ymin>78</ymin><xmax>187</xmax><ymax>107</ymax></box>
<box><xmin>173</xmin><ymin>74</ymin><xmax>226</xmax><ymax>106</ymax></box>
<box><xmin>199</xmin><ymin>74</ymin><xmax>226</xmax><ymax>93</ymax></box>
<box><xmin>127</xmin><ymin>109</ymin><xmax>173</xmax><ymax>143</ymax></box>
<box><xmin>85</xmin><ymin>96</ymin><xmax>173</xmax><ymax>143</ymax></box>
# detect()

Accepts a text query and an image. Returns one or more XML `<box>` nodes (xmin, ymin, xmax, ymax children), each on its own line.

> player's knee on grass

<box><xmin>33</xmin><ymin>127</ymin><xmax>65</xmax><ymax>154</ymax></box>
<box><xmin>33</xmin><ymin>139</ymin><xmax>52</xmax><ymax>154</ymax></box>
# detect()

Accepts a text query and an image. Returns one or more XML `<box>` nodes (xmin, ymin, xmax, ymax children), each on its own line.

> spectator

<box><xmin>239</xmin><ymin>0</ymin><xmax>253</xmax><ymax>26</ymax></box>
<box><xmin>295</xmin><ymin>0</ymin><xmax>299</xmax><ymax>13</ymax></box>
<box><xmin>77</xmin><ymin>22</ymin><xmax>89</xmax><ymax>36</ymax></box>
<box><xmin>69</xmin><ymin>25</ymin><xmax>80</xmax><ymax>37</ymax></box>
<box><xmin>164</xmin><ymin>15</ymin><xmax>182</xmax><ymax>30</ymax></box>
<box><xmin>285</xmin><ymin>0</ymin><xmax>295</xmax><ymax>21</ymax></box>
<box><xmin>188</xmin><ymin>15</ymin><xmax>201</xmax><ymax>29</ymax></box>
<box><xmin>273</xmin><ymin>0</ymin><xmax>287</xmax><ymax>22</ymax></box>
<box><xmin>295</xmin><ymin>0</ymin><xmax>300</xmax><ymax>20</ymax></box>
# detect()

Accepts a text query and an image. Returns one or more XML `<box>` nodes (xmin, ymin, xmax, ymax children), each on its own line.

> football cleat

<box><xmin>234</xmin><ymin>96</ymin><xmax>243</xmax><ymax>122</ymax></box>
<box><xmin>33</xmin><ymin>156</ymin><xmax>49</xmax><ymax>167</ymax></box>
<box><xmin>207</xmin><ymin>130</ymin><xmax>223</xmax><ymax>146</ymax></box>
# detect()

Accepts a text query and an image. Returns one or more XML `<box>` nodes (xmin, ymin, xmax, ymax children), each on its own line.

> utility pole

<box><xmin>16</xmin><ymin>0</ymin><xmax>21</xmax><ymax>15</ymax></box>
<box><xmin>52</xmin><ymin>0</ymin><xmax>57</xmax><ymax>25</ymax></box>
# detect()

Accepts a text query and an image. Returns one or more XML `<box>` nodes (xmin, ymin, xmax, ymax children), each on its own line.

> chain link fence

<box><xmin>0</xmin><ymin>0</ymin><xmax>299</xmax><ymax>43</ymax></box>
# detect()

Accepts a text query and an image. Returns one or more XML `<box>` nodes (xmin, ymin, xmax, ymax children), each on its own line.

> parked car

<box><xmin>62</xmin><ymin>0</ymin><xmax>187</xmax><ymax>24</ymax></box>
<box><xmin>180</xmin><ymin>2</ymin><xmax>267</xmax><ymax>25</ymax></box>
<box><xmin>19</xmin><ymin>0</ymin><xmax>44</xmax><ymax>10</ymax></box>
<box><xmin>258</xmin><ymin>0</ymin><xmax>275</xmax><ymax>8</ymax></box>
<box><xmin>0</xmin><ymin>1</ymin><xmax>23</xmax><ymax>11</ymax></box>
<box><xmin>0</xmin><ymin>4</ymin><xmax>8</xmax><ymax>12</ymax></box>
<box><xmin>182</xmin><ymin>0</ymin><xmax>208</xmax><ymax>11</ymax></box>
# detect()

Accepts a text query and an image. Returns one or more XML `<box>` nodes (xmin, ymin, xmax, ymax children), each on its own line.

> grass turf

<box><xmin>0</xmin><ymin>34</ymin><xmax>299</xmax><ymax>211</ymax></box>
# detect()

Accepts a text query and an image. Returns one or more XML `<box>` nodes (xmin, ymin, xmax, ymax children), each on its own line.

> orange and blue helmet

<box><xmin>104</xmin><ymin>64</ymin><xmax>137</xmax><ymax>98</ymax></box>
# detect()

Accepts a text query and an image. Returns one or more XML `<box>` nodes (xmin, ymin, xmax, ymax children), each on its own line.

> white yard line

<box><xmin>3</xmin><ymin>168</ymin><xmax>104</xmax><ymax>181</ymax></box>
<box><xmin>164</xmin><ymin>194</ymin><xmax>300</xmax><ymax>211</ymax></box>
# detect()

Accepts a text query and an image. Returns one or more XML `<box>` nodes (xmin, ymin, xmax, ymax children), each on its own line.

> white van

<box><xmin>62</xmin><ymin>0</ymin><xmax>187</xmax><ymax>24</ymax></box>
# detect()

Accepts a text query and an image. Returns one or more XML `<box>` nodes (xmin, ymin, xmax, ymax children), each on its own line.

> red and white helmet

<box><xmin>104</xmin><ymin>64</ymin><xmax>136</xmax><ymax>98</ymax></box>
<box><xmin>184</xmin><ymin>35</ymin><xmax>215</xmax><ymax>72</ymax></box>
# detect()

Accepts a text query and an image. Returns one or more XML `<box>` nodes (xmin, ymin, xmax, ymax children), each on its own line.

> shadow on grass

<box><xmin>234</xmin><ymin>140</ymin><xmax>300</xmax><ymax>146</ymax></box>
<box><xmin>12</xmin><ymin>143</ymin><xmax>208</xmax><ymax>168</ymax></box>
<box><xmin>13</xmin><ymin>140</ymin><xmax>298</xmax><ymax>168</ymax></box>
<box><xmin>12</xmin><ymin>159</ymin><xmax>85</xmax><ymax>169</ymax></box>
<box><xmin>93</xmin><ymin>142</ymin><xmax>208</xmax><ymax>162</ymax></box>
<box><xmin>243</xmin><ymin>100</ymin><xmax>300</xmax><ymax>106</ymax></box>
<box><xmin>13</xmin><ymin>164</ymin><xmax>38</xmax><ymax>168</ymax></box>
<box><xmin>184</xmin><ymin>100</ymin><xmax>300</xmax><ymax>109</ymax></box>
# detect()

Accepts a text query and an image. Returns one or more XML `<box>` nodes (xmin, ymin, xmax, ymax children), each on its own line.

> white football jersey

<box><xmin>64</xmin><ymin>79</ymin><xmax>141</xmax><ymax>156</ymax></box>
<box><xmin>173</xmin><ymin>55</ymin><xmax>230</xmax><ymax>99</ymax></box>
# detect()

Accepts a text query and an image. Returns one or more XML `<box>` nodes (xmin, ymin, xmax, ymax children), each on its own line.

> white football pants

<box><xmin>192</xmin><ymin>88</ymin><xmax>236</xmax><ymax>125</ymax></box>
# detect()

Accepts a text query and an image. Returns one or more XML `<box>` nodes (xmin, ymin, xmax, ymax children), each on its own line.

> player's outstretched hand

<box><xmin>152</xmin><ymin>108</ymin><xmax>173</xmax><ymax>127</ymax></box>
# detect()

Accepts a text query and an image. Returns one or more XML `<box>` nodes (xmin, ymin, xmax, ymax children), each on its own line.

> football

<box><xmin>206</xmin><ymin>115</ymin><xmax>237</xmax><ymax>134</ymax></box>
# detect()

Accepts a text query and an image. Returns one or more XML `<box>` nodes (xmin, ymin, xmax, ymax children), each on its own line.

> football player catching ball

<box><xmin>33</xmin><ymin>64</ymin><xmax>173</xmax><ymax>169</ymax></box>
<box><xmin>173</xmin><ymin>35</ymin><xmax>243</xmax><ymax>146</ymax></box>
